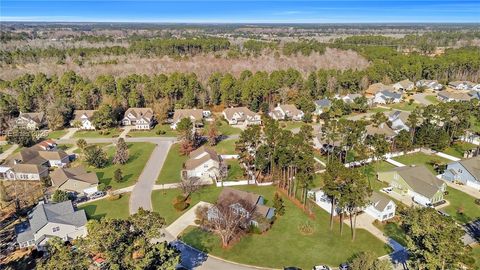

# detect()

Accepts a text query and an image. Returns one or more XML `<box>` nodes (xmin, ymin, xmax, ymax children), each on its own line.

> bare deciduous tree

<box><xmin>178</xmin><ymin>177</ymin><xmax>202</xmax><ymax>198</ymax></box>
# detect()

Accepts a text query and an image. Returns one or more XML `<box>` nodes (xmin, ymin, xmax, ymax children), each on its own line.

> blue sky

<box><xmin>1</xmin><ymin>1</ymin><xmax>480</xmax><ymax>23</ymax></box>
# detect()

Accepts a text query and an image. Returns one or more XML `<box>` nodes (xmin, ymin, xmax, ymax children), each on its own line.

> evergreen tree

<box><xmin>113</xmin><ymin>138</ymin><xmax>129</xmax><ymax>164</ymax></box>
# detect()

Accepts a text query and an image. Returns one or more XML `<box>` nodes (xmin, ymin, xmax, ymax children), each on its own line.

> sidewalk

<box><xmin>59</xmin><ymin>128</ymin><xmax>78</xmax><ymax>140</ymax></box>
<box><xmin>119</xmin><ymin>126</ymin><xmax>133</xmax><ymax>138</ymax></box>
<box><xmin>385</xmin><ymin>158</ymin><xmax>406</xmax><ymax>167</ymax></box>
<box><xmin>0</xmin><ymin>144</ymin><xmax>18</xmax><ymax>160</ymax></box>
<box><xmin>165</xmin><ymin>201</ymin><xmax>211</xmax><ymax>237</ymax></box>
<box><xmin>434</xmin><ymin>152</ymin><xmax>461</xmax><ymax>162</ymax></box>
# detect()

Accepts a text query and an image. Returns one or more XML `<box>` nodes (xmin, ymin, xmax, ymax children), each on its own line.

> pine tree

<box><xmin>114</xmin><ymin>168</ymin><xmax>123</xmax><ymax>183</ymax></box>
<box><xmin>273</xmin><ymin>192</ymin><xmax>285</xmax><ymax>216</ymax></box>
<box><xmin>113</xmin><ymin>138</ymin><xmax>129</xmax><ymax>164</ymax></box>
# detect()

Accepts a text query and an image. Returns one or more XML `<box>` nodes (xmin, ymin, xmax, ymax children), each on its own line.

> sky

<box><xmin>1</xmin><ymin>1</ymin><xmax>480</xmax><ymax>23</ymax></box>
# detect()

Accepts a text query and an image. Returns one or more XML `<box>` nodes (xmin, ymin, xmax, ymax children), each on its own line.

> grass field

<box><xmin>73</xmin><ymin>128</ymin><xmax>121</xmax><ymax>138</ymax></box>
<box><xmin>127</xmin><ymin>124</ymin><xmax>178</xmax><ymax>137</ymax></box>
<box><xmin>470</xmin><ymin>116</ymin><xmax>480</xmax><ymax>133</ymax></box>
<box><xmin>442</xmin><ymin>142</ymin><xmax>477</xmax><ymax>159</ymax></box>
<box><xmin>362</xmin><ymin>161</ymin><xmax>396</xmax><ymax>191</ymax></box>
<box><xmin>204</xmin><ymin>120</ymin><xmax>242</xmax><ymax>136</ymax></box>
<box><xmin>226</xmin><ymin>159</ymin><xmax>245</xmax><ymax>180</ymax></box>
<box><xmin>0</xmin><ymin>144</ymin><xmax>12</xmax><ymax>154</ymax></box>
<box><xmin>374</xmin><ymin>221</ymin><xmax>407</xmax><ymax>247</ymax></box>
<box><xmin>280</xmin><ymin>121</ymin><xmax>307</xmax><ymax>130</ymax></box>
<box><xmin>424</xmin><ymin>95</ymin><xmax>439</xmax><ymax>105</ymax></box>
<box><xmin>46</xmin><ymin>129</ymin><xmax>68</xmax><ymax>139</ymax></box>
<box><xmin>386</xmin><ymin>102</ymin><xmax>419</xmax><ymax>111</ymax></box>
<box><xmin>472</xmin><ymin>245</ymin><xmax>480</xmax><ymax>270</ymax></box>
<box><xmin>392</xmin><ymin>152</ymin><xmax>450</xmax><ymax>174</ymax></box>
<box><xmin>442</xmin><ymin>187</ymin><xmax>480</xmax><ymax>224</ymax></box>
<box><xmin>79</xmin><ymin>193</ymin><xmax>130</xmax><ymax>220</ymax></box>
<box><xmin>173</xmin><ymin>186</ymin><xmax>389</xmax><ymax>269</ymax></box>
<box><xmin>79</xmin><ymin>142</ymin><xmax>155</xmax><ymax>190</ymax></box>
<box><xmin>157</xmin><ymin>143</ymin><xmax>188</xmax><ymax>184</ymax></box>
<box><xmin>213</xmin><ymin>139</ymin><xmax>237</xmax><ymax>155</ymax></box>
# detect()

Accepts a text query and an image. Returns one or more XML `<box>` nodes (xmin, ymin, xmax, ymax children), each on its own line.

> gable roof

<box><xmin>172</xmin><ymin>109</ymin><xmax>204</xmax><ymax>123</ymax></box>
<box><xmin>184</xmin><ymin>146</ymin><xmax>220</xmax><ymax>170</ymax></box>
<box><xmin>458</xmin><ymin>156</ymin><xmax>480</xmax><ymax>181</ymax></box>
<box><xmin>50</xmin><ymin>166</ymin><xmax>99</xmax><ymax>187</ymax></box>
<box><xmin>18</xmin><ymin>112</ymin><xmax>45</xmax><ymax>124</ymax></box>
<box><xmin>370</xmin><ymin>191</ymin><xmax>394</xmax><ymax>212</ymax></box>
<box><xmin>123</xmin><ymin>107</ymin><xmax>154</xmax><ymax>122</ymax></box>
<box><xmin>7</xmin><ymin>141</ymin><xmax>68</xmax><ymax>166</ymax></box>
<box><xmin>315</xmin><ymin>99</ymin><xmax>331</xmax><ymax>108</ymax></box>
<box><xmin>278</xmin><ymin>104</ymin><xmax>303</xmax><ymax>116</ymax></box>
<box><xmin>223</xmin><ymin>107</ymin><xmax>257</xmax><ymax>121</ymax></box>
<box><xmin>378</xmin><ymin>90</ymin><xmax>402</xmax><ymax>100</ymax></box>
<box><xmin>394</xmin><ymin>79</ymin><xmax>414</xmax><ymax>89</ymax></box>
<box><xmin>29</xmin><ymin>201</ymin><xmax>87</xmax><ymax>233</ymax></box>
<box><xmin>12</xmin><ymin>163</ymin><xmax>48</xmax><ymax>174</ymax></box>
<box><xmin>437</xmin><ymin>91</ymin><xmax>472</xmax><ymax>101</ymax></box>
<box><xmin>73</xmin><ymin>110</ymin><xmax>97</xmax><ymax>121</ymax></box>
<box><xmin>218</xmin><ymin>187</ymin><xmax>261</xmax><ymax>206</ymax></box>
<box><xmin>391</xmin><ymin>165</ymin><xmax>445</xmax><ymax>198</ymax></box>
<box><xmin>365</xmin><ymin>83</ymin><xmax>394</xmax><ymax>95</ymax></box>
<box><xmin>366</xmin><ymin>124</ymin><xmax>396</xmax><ymax>137</ymax></box>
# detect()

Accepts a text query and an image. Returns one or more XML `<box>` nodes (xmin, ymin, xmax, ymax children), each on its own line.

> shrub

<box><xmin>107</xmin><ymin>194</ymin><xmax>121</xmax><ymax>201</ymax></box>
<box><xmin>156</xmin><ymin>129</ymin><xmax>166</xmax><ymax>135</ymax></box>
<box><xmin>176</xmin><ymin>195</ymin><xmax>187</xmax><ymax>202</ymax></box>
<box><xmin>444</xmin><ymin>190</ymin><xmax>449</xmax><ymax>196</ymax></box>
<box><xmin>173</xmin><ymin>201</ymin><xmax>189</xmax><ymax>211</ymax></box>
<box><xmin>474</xmin><ymin>199</ymin><xmax>480</xmax><ymax>205</ymax></box>
<box><xmin>97</xmin><ymin>183</ymin><xmax>106</xmax><ymax>191</ymax></box>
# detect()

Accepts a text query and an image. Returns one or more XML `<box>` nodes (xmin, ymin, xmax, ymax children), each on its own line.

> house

<box><xmin>269</xmin><ymin>104</ymin><xmax>304</xmax><ymax>121</ymax></box>
<box><xmin>365</xmin><ymin>83</ymin><xmax>395</xmax><ymax>96</ymax></box>
<box><xmin>393</xmin><ymin>79</ymin><xmax>415</xmax><ymax>92</ymax></box>
<box><xmin>308</xmin><ymin>188</ymin><xmax>340</xmax><ymax>216</ymax></box>
<box><xmin>468</xmin><ymin>91</ymin><xmax>480</xmax><ymax>100</ymax></box>
<box><xmin>388</xmin><ymin>110</ymin><xmax>410</xmax><ymax>132</ymax></box>
<box><xmin>222</xmin><ymin>107</ymin><xmax>261</xmax><ymax>126</ymax></box>
<box><xmin>15</xmin><ymin>201</ymin><xmax>88</xmax><ymax>250</ymax></box>
<box><xmin>72</xmin><ymin>110</ymin><xmax>97</xmax><ymax>130</ymax></box>
<box><xmin>15</xmin><ymin>112</ymin><xmax>46</xmax><ymax>130</ymax></box>
<box><xmin>448</xmin><ymin>81</ymin><xmax>477</xmax><ymax>91</ymax></box>
<box><xmin>336</xmin><ymin>93</ymin><xmax>363</xmax><ymax>104</ymax></box>
<box><xmin>50</xmin><ymin>166</ymin><xmax>99</xmax><ymax>195</ymax></box>
<box><xmin>122</xmin><ymin>107</ymin><xmax>154</xmax><ymax>130</ymax></box>
<box><xmin>208</xmin><ymin>188</ymin><xmax>275</xmax><ymax>226</ymax></box>
<box><xmin>170</xmin><ymin>109</ymin><xmax>210</xmax><ymax>130</ymax></box>
<box><xmin>442</xmin><ymin>156</ymin><xmax>480</xmax><ymax>189</ymax></box>
<box><xmin>182</xmin><ymin>146</ymin><xmax>222</xmax><ymax>181</ymax></box>
<box><xmin>377</xmin><ymin>165</ymin><xmax>446</xmax><ymax>207</ymax></box>
<box><xmin>314</xmin><ymin>99</ymin><xmax>331</xmax><ymax>115</ymax></box>
<box><xmin>365</xmin><ymin>123</ymin><xmax>397</xmax><ymax>140</ymax></box>
<box><xmin>437</xmin><ymin>91</ymin><xmax>473</xmax><ymax>102</ymax></box>
<box><xmin>373</xmin><ymin>90</ymin><xmax>402</xmax><ymax>104</ymax></box>
<box><xmin>365</xmin><ymin>192</ymin><xmax>396</xmax><ymax>221</ymax></box>
<box><xmin>416</xmin><ymin>80</ymin><xmax>443</xmax><ymax>91</ymax></box>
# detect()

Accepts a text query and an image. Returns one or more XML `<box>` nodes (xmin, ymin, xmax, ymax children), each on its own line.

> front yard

<box><xmin>79</xmin><ymin>193</ymin><xmax>130</xmax><ymax>220</ymax></box>
<box><xmin>0</xmin><ymin>144</ymin><xmax>12</xmax><ymax>154</ymax></box>
<box><xmin>392</xmin><ymin>152</ymin><xmax>450</xmax><ymax>174</ymax></box>
<box><xmin>157</xmin><ymin>143</ymin><xmax>188</xmax><ymax>184</ymax></box>
<box><xmin>173</xmin><ymin>185</ymin><xmax>389</xmax><ymax>269</ymax></box>
<box><xmin>73</xmin><ymin>128</ymin><xmax>121</xmax><ymax>138</ymax></box>
<box><xmin>127</xmin><ymin>124</ymin><xmax>178</xmax><ymax>137</ymax></box>
<box><xmin>46</xmin><ymin>129</ymin><xmax>68</xmax><ymax>139</ymax></box>
<box><xmin>78</xmin><ymin>142</ymin><xmax>155</xmax><ymax>190</ymax></box>
<box><xmin>441</xmin><ymin>187</ymin><xmax>480</xmax><ymax>224</ymax></box>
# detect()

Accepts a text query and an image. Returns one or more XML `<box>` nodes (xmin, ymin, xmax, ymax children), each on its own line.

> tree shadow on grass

<box><xmin>180</xmin><ymin>228</ymin><xmax>215</xmax><ymax>253</ymax></box>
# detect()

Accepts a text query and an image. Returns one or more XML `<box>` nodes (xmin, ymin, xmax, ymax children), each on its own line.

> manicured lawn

<box><xmin>47</xmin><ymin>129</ymin><xmax>68</xmax><ymax>139</ymax></box>
<box><xmin>362</xmin><ymin>161</ymin><xmax>396</xmax><ymax>191</ymax></box>
<box><xmin>470</xmin><ymin>116</ymin><xmax>480</xmax><ymax>133</ymax></box>
<box><xmin>79</xmin><ymin>143</ymin><xmax>155</xmax><ymax>190</ymax></box>
<box><xmin>226</xmin><ymin>159</ymin><xmax>245</xmax><ymax>180</ymax></box>
<box><xmin>0</xmin><ymin>144</ymin><xmax>12</xmax><ymax>154</ymax></box>
<box><xmin>392</xmin><ymin>152</ymin><xmax>450</xmax><ymax>174</ymax></box>
<box><xmin>472</xmin><ymin>245</ymin><xmax>480</xmax><ymax>270</ymax></box>
<box><xmin>79</xmin><ymin>193</ymin><xmax>130</xmax><ymax>220</ymax></box>
<box><xmin>73</xmin><ymin>128</ymin><xmax>121</xmax><ymax>138</ymax></box>
<box><xmin>367</xmin><ymin>107</ymin><xmax>391</xmax><ymax>114</ymax></box>
<box><xmin>279</xmin><ymin>121</ymin><xmax>307</xmax><ymax>130</ymax></box>
<box><xmin>204</xmin><ymin>120</ymin><xmax>242</xmax><ymax>136</ymax></box>
<box><xmin>442</xmin><ymin>187</ymin><xmax>480</xmax><ymax>224</ymax></box>
<box><xmin>424</xmin><ymin>95</ymin><xmax>439</xmax><ymax>104</ymax></box>
<box><xmin>374</xmin><ymin>221</ymin><xmax>407</xmax><ymax>247</ymax></box>
<box><xmin>175</xmin><ymin>186</ymin><xmax>390</xmax><ymax>269</ymax></box>
<box><xmin>157</xmin><ymin>143</ymin><xmax>188</xmax><ymax>184</ymax></box>
<box><xmin>127</xmin><ymin>124</ymin><xmax>178</xmax><ymax>137</ymax></box>
<box><xmin>386</xmin><ymin>102</ymin><xmax>418</xmax><ymax>112</ymax></box>
<box><xmin>214</xmin><ymin>139</ymin><xmax>237</xmax><ymax>155</ymax></box>
<box><xmin>442</xmin><ymin>141</ymin><xmax>477</xmax><ymax>159</ymax></box>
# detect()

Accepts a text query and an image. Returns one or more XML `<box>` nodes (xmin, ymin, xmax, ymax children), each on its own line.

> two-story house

<box><xmin>442</xmin><ymin>156</ymin><xmax>480</xmax><ymax>189</ymax></box>
<box><xmin>170</xmin><ymin>109</ymin><xmax>210</xmax><ymax>130</ymax></box>
<box><xmin>50</xmin><ymin>166</ymin><xmax>99</xmax><ymax>195</ymax></box>
<box><xmin>15</xmin><ymin>112</ymin><xmax>46</xmax><ymax>130</ymax></box>
<box><xmin>373</xmin><ymin>90</ymin><xmax>402</xmax><ymax>104</ymax></box>
<box><xmin>72</xmin><ymin>110</ymin><xmax>97</xmax><ymax>130</ymax></box>
<box><xmin>122</xmin><ymin>107</ymin><xmax>154</xmax><ymax>130</ymax></box>
<box><xmin>269</xmin><ymin>104</ymin><xmax>304</xmax><ymax>121</ymax></box>
<box><xmin>416</xmin><ymin>79</ymin><xmax>443</xmax><ymax>91</ymax></box>
<box><xmin>182</xmin><ymin>146</ymin><xmax>223</xmax><ymax>181</ymax></box>
<box><xmin>222</xmin><ymin>107</ymin><xmax>261</xmax><ymax>126</ymax></box>
<box><xmin>392</xmin><ymin>79</ymin><xmax>415</xmax><ymax>92</ymax></box>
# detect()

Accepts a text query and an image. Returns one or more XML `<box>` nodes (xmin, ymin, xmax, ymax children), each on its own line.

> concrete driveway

<box><xmin>412</xmin><ymin>93</ymin><xmax>435</xmax><ymax>105</ymax></box>
<box><xmin>129</xmin><ymin>140</ymin><xmax>173</xmax><ymax>214</ymax></box>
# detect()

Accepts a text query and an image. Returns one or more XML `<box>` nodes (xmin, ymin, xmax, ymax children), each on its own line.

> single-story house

<box><xmin>365</xmin><ymin>83</ymin><xmax>395</xmax><ymax>96</ymax></box>
<box><xmin>308</xmin><ymin>188</ymin><xmax>340</xmax><ymax>216</ymax></box>
<box><xmin>269</xmin><ymin>104</ymin><xmax>304</xmax><ymax>121</ymax></box>
<box><xmin>314</xmin><ymin>99</ymin><xmax>331</xmax><ymax>115</ymax></box>
<box><xmin>437</xmin><ymin>91</ymin><xmax>473</xmax><ymax>102</ymax></box>
<box><xmin>72</xmin><ymin>110</ymin><xmax>97</xmax><ymax>130</ymax></box>
<box><xmin>442</xmin><ymin>156</ymin><xmax>480</xmax><ymax>189</ymax></box>
<box><xmin>16</xmin><ymin>200</ymin><xmax>88</xmax><ymax>250</ymax></box>
<box><xmin>388</xmin><ymin>110</ymin><xmax>410</xmax><ymax>132</ymax></box>
<box><xmin>365</xmin><ymin>123</ymin><xmax>397</xmax><ymax>140</ymax></box>
<box><xmin>416</xmin><ymin>80</ymin><xmax>443</xmax><ymax>91</ymax></box>
<box><xmin>122</xmin><ymin>107</ymin><xmax>154</xmax><ymax>130</ymax></box>
<box><xmin>15</xmin><ymin>112</ymin><xmax>46</xmax><ymax>130</ymax></box>
<box><xmin>222</xmin><ymin>107</ymin><xmax>261</xmax><ymax>126</ymax></box>
<box><xmin>448</xmin><ymin>81</ymin><xmax>477</xmax><ymax>91</ymax></box>
<box><xmin>170</xmin><ymin>109</ymin><xmax>210</xmax><ymax>130</ymax></box>
<box><xmin>50</xmin><ymin>166</ymin><xmax>99</xmax><ymax>195</ymax></box>
<box><xmin>377</xmin><ymin>165</ymin><xmax>446</xmax><ymax>207</ymax></box>
<box><xmin>365</xmin><ymin>191</ymin><xmax>396</xmax><ymax>222</ymax></box>
<box><xmin>182</xmin><ymin>146</ymin><xmax>222</xmax><ymax>181</ymax></box>
<box><xmin>373</xmin><ymin>90</ymin><xmax>402</xmax><ymax>104</ymax></box>
<box><xmin>335</xmin><ymin>93</ymin><xmax>363</xmax><ymax>104</ymax></box>
<box><xmin>392</xmin><ymin>79</ymin><xmax>415</xmax><ymax>92</ymax></box>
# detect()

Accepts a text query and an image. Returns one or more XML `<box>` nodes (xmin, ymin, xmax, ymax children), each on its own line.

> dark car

<box><xmin>284</xmin><ymin>267</ymin><xmax>302</xmax><ymax>270</ymax></box>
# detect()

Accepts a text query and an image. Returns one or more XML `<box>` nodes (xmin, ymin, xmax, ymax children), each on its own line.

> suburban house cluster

<box><xmin>72</xmin><ymin>107</ymin><xmax>156</xmax><ymax>130</ymax></box>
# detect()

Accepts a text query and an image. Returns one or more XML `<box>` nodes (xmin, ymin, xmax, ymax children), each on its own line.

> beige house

<box><xmin>269</xmin><ymin>104</ymin><xmax>304</xmax><ymax>121</ymax></box>
<box><xmin>50</xmin><ymin>166</ymin><xmax>99</xmax><ymax>195</ymax></box>
<box><xmin>15</xmin><ymin>112</ymin><xmax>46</xmax><ymax>130</ymax></box>
<box><xmin>72</xmin><ymin>110</ymin><xmax>97</xmax><ymax>130</ymax></box>
<box><xmin>171</xmin><ymin>109</ymin><xmax>210</xmax><ymax>130</ymax></box>
<box><xmin>393</xmin><ymin>79</ymin><xmax>415</xmax><ymax>92</ymax></box>
<box><xmin>365</xmin><ymin>83</ymin><xmax>395</xmax><ymax>96</ymax></box>
<box><xmin>122</xmin><ymin>107</ymin><xmax>154</xmax><ymax>130</ymax></box>
<box><xmin>365</xmin><ymin>123</ymin><xmax>397</xmax><ymax>140</ymax></box>
<box><xmin>182</xmin><ymin>146</ymin><xmax>222</xmax><ymax>181</ymax></box>
<box><xmin>223</xmin><ymin>107</ymin><xmax>261</xmax><ymax>126</ymax></box>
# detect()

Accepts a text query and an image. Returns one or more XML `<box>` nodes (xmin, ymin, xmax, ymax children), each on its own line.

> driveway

<box><xmin>59</xmin><ymin>128</ymin><xmax>78</xmax><ymax>140</ymax></box>
<box><xmin>0</xmin><ymin>144</ymin><xmax>18</xmax><ymax>160</ymax></box>
<box><xmin>412</xmin><ymin>93</ymin><xmax>435</xmax><ymax>105</ymax></box>
<box><xmin>129</xmin><ymin>140</ymin><xmax>173</xmax><ymax>214</ymax></box>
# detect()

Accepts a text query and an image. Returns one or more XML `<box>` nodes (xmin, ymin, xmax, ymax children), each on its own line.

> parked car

<box><xmin>284</xmin><ymin>267</ymin><xmax>302</xmax><ymax>270</ymax></box>
<box><xmin>382</xmin><ymin>187</ymin><xmax>393</xmax><ymax>193</ymax></box>
<box><xmin>88</xmin><ymin>191</ymin><xmax>106</xmax><ymax>200</ymax></box>
<box><xmin>339</xmin><ymin>263</ymin><xmax>349</xmax><ymax>270</ymax></box>
<box><xmin>313</xmin><ymin>266</ymin><xmax>331</xmax><ymax>270</ymax></box>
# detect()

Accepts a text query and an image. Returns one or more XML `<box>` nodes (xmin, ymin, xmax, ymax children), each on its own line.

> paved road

<box><xmin>129</xmin><ymin>140</ymin><xmax>173</xmax><ymax>214</ymax></box>
<box><xmin>412</xmin><ymin>93</ymin><xmax>434</xmax><ymax>105</ymax></box>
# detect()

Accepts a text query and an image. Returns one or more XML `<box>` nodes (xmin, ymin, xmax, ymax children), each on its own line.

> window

<box><xmin>387</xmin><ymin>205</ymin><xmax>392</xmax><ymax>210</ymax></box>
<box><xmin>52</xmin><ymin>226</ymin><xmax>60</xmax><ymax>232</ymax></box>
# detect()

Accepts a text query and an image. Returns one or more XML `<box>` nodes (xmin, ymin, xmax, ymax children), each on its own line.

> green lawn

<box><xmin>79</xmin><ymin>193</ymin><xmax>130</xmax><ymax>220</ymax></box>
<box><xmin>226</xmin><ymin>159</ymin><xmax>245</xmax><ymax>180</ymax></box>
<box><xmin>386</xmin><ymin>102</ymin><xmax>418</xmax><ymax>111</ymax></box>
<box><xmin>362</xmin><ymin>161</ymin><xmax>396</xmax><ymax>191</ymax></box>
<box><xmin>470</xmin><ymin>116</ymin><xmax>480</xmax><ymax>133</ymax></box>
<box><xmin>279</xmin><ymin>121</ymin><xmax>307</xmax><ymax>130</ymax></box>
<box><xmin>174</xmin><ymin>186</ymin><xmax>390</xmax><ymax>269</ymax></box>
<box><xmin>374</xmin><ymin>221</ymin><xmax>407</xmax><ymax>247</ymax></box>
<box><xmin>204</xmin><ymin>120</ymin><xmax>242</xmax><ymax>136</ymax></box>
<box><xmin>424</xmin><ymin>95</ymin><xmax>439</xmax><ymax>105</ymax></box>
<box><xmin>214</xmin><ymin>139</ymin><xmax>237</xmax><ymax>155</ymax></box>
<box><xmin>79</xmin><ymin>143</ymin><xmax>155</xmax><ymax>190</ymax></box>
<box><xmin>392</xmin><ymin>152</ymin><xmax>450</xmax><ymax>174</ymax></box>
<box><xmin>367</xmin><ymin>107</ymin><xmax>391</xmax><ymax>114</ymax></box>
<box><xmin>472</xmin><ymin>245</ymin><xmax>480</xmax><ymax>270</ymax></box>
<box><xmin>73</xmin><ymin>128</ymin><xmax>121</xmax><ymax>138</ymax></box>
<box><xmin>157</xmin><ymin>143</ymin><xmax>188</xmax><ymax>184</ymax></box>
<box><xmin>0</xmin><ymin>144</ymin><xmax>12</xmax><ymax>154</ymax></box>
<box><xmin>57</xmin><ymin>144</ymin><xmax>73</xmax><ymax>151</ymax></box>
<box><xmin>127</xmin><ymin>124</ymin><xmax>178</xmax><ymax>137</ymax></box>
<box><xmin>47</xmin><ymin>129</ymin><xmax>68</xmax><ymax>139</ymax></box>
<box><xmin>442</xmin><ymin>187</ymin><xmax>480</xmax><ymax>224</ymax></box>
<box><xmin>442</xmin><ymin>142</ymin><xmax>477</xmax><ymax>159</ymax></box>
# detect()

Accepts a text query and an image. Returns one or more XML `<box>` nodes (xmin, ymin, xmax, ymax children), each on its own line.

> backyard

<box><xmin>78</xmin><ymin>142</ymin><xmax>155</xmax><ymax>189</ymax></box>
<box><xmin>392</xmin><ymin>152</ymin><xmax>450</xmax><ymax>174</ymax></box>
<box><xmin>46</xmin><ymin>129</ymin><xmax>68</xmax><ymax>139</ymax></box>
<box><xmin>442</xmin><ymin>141</ymin><xmax>478</xmax><ymax>159</ymax></box>
<box><xmin>225</xmin><ymin>159</ymin><xmax>245</xmax><ymax>181</ymax></box>
<box><xmin>157</xmin><ymin>143</ymin><xmax>188</xmax><ymax>184</ymax></box>
<box><xmin>213</xmin><ymin>139</ymin><xmax>237</xmax><ymax>155</ymax></box>
<box><xmin>204</xmin><ymin>120</ymin><xmax>242</xmax><ymax>136</ymax></box>
<box><xmin>79</xmin><ymin>193</ymin><xmax>130</xmax><ymax>220</ymax></box>
<box><xmin>73</xmin><ymin>128</ymin><xmax>121</xmax><ymax>138</ymax></box>
<box><xmin>424</xmin><ymin>95</ymin><xmax>439</xmax><ymax>105</ymax></box>
<box><xmin>175</xmin><ymin>186</ymin><xmax>390</xmax><ymax>269</ymax></box>
<box><xmin>441</xmin><ymin>187</ymin><xmax>480</xmax><ymax>224</ymax></box>
<box><xmin>127</xmin><ymin>124</ymin><xmax>178</xmax><ymax>137</ymax></box>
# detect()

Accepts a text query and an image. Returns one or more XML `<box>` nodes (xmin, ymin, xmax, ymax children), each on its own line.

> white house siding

<box><xmin>35</xmin><ymin>222</ymin><xmax>87</xmax><ymax>245</ymax></box>
<box><xmin>185</xmin><ymin>159</ymin><xmax>220</xmax><ymax>180</ymax></box>
<box><xmin>78</xmin><ymin>120</ymin><xmax>95</xmax><ymax>130</ymax></box>
<box><xmin>364</xmin><ymin>201</ymin><xmax>395</xmax><ymax>221</ymax></box>
<box><xmin>308</xmin><ymin>190</ymin><xmax>339</xmax><ymax>216</ymax></box>
<box><xmin>14</xmin><ymin>171</ymin><xmax>48</xmax><ymax>181</ymax></box>
<box><xmin>48</xmin><ymin>156</ymin><xmax>70</xmax><ymax>167</ymax></box>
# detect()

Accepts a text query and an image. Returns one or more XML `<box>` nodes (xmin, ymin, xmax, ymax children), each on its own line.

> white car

<box><xmin>313</xmin><ymin>266</ymin><xmax>331</xmax><ymax>270</ymax></box>
<box><xmin>382</xmin><ymin>187</ymin><xmax>393</xmax><ymax>193</ymax></box>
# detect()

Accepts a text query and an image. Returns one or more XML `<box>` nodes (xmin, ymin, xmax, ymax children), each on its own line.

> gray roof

<box><xmin>379</xmin><ymin>90</ymin><xmax>402</xmax><ymax>100</ymax></box>
<box><xmin>391</xmin><ymin>165</ymin><xmax>444</xmax><ymax>198</ymax></box>
<box><xmin>315</xmin><ymin>99</ymin><xmax>331</xmax><ymax>108</ymax></box>
<box><xmin>370</xmin><ymin>191</ymin><xmax>394</xmax><ymax>212</ymax></box>
<box><xmin>458</xmin><ymin>156</ymin><xmax>480</xmax><ymax>181</ymax></box>
<box><xmin>29</xmin><ymin>201</ymin><xmax>87</xmax><ymax>233</ymax></box>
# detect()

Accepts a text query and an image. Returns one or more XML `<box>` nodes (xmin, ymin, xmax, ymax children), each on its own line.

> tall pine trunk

<box><xmin>329</xmin><ymin>198</ymin><xmax>335</xmax><ymax>231</ymax></box>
